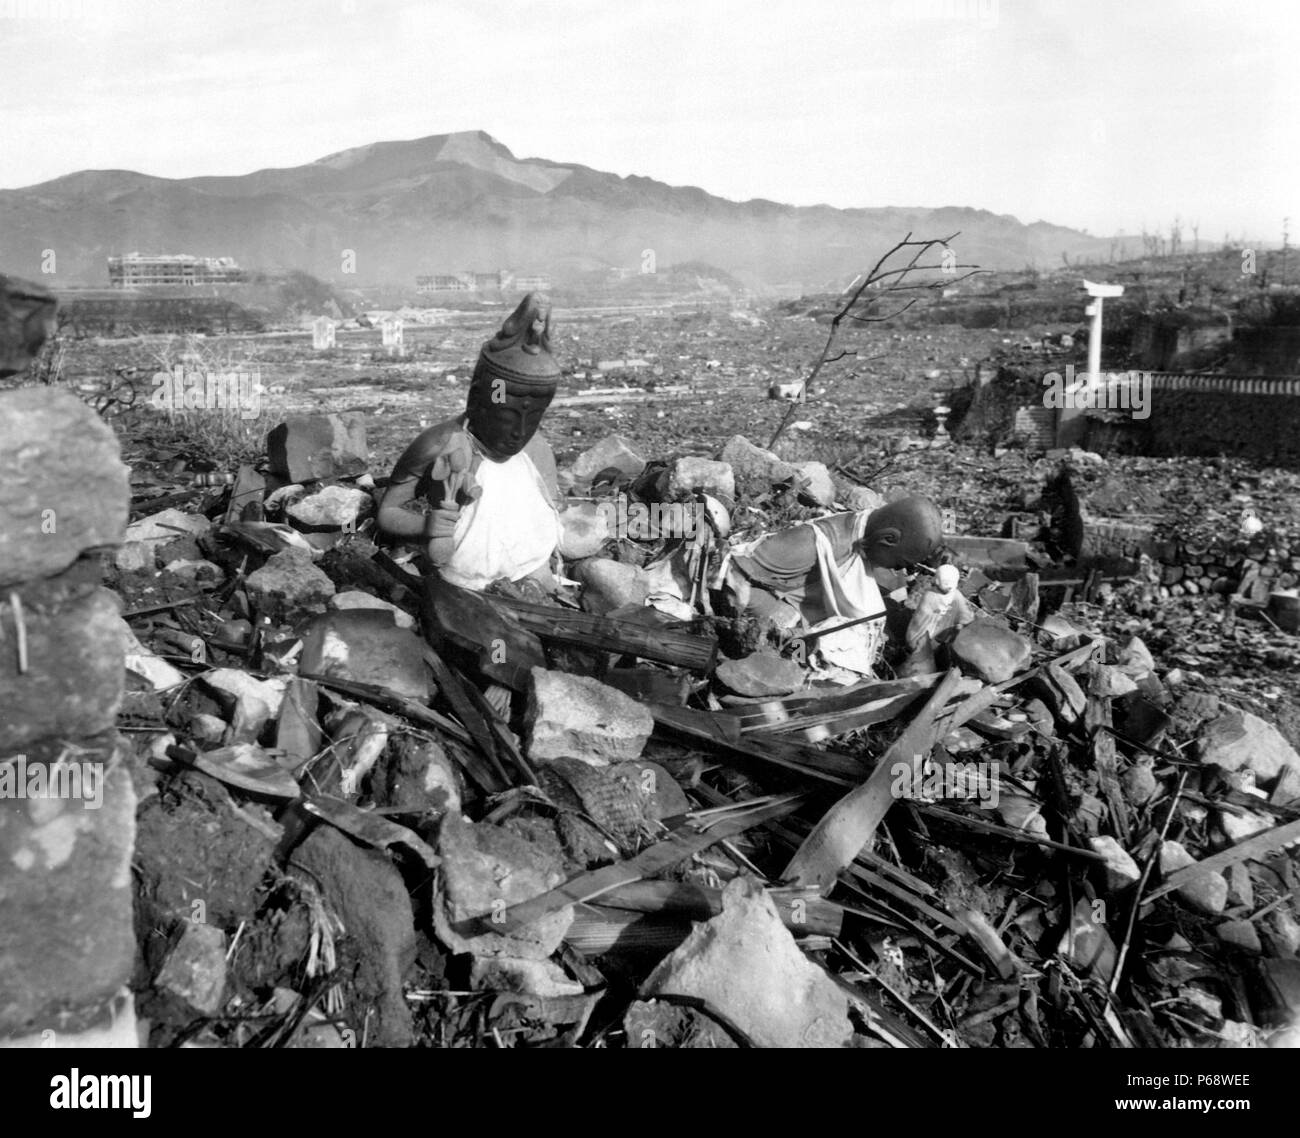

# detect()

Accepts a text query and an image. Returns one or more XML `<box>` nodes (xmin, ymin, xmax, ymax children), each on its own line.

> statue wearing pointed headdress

<box><xmin>377</xmin><ymin>293</ymin><xmax>563</xmax><ymax>590</ymax></box>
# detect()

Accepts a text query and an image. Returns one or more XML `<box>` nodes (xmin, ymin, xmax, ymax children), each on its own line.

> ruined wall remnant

<box><xmin>0</xmin><ymin>286</ymin><xmax>138</xmax><ymax>1047</ymax></box>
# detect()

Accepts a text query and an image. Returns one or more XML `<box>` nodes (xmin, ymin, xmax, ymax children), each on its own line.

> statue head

<box><xmin>859</xmin><ymin>496</ymin><xmax>944</xmax><ymax>571</ymax></box>
<box><xmin>465</xmin><ymin>292</ymin><xmax>560</xmax><ymax>459</ymax></box>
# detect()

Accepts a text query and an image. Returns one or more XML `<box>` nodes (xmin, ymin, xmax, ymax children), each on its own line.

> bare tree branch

<box><xmin>766</xmin><ymin>233</ymin><xmax>985</xmax><ymax>449</ymax></box>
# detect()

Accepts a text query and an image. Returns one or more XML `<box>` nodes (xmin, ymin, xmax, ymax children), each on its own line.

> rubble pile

<box><xmin>8</xmin><ymin>402</ymin><xmax>1277</xmax><ymax>1050</ymax></box>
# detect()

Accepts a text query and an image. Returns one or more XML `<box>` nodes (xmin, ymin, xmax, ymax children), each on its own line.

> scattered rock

<box><xmin>840</xmin><ymin>485</ymin><xmax>886</xmax><ymax>513</ymax></box>
<box><xmin>950</xmin><ymin>620</ymin><xmax>1032</xmax><ymax>683</ymax></box>
<box><xmin>266</xmin><ymin>414</ymin><xmax>368</xmax><ymax>483</ymax></box>
<box><xmin>1217</xmin><ymin>809</ymin><xmax>1274</xmax><ymax>843</ymax></box>
<box><xmin>1215</xmin><ymin>919</ymin><xmax>1262</xmax><ymax>954</ymax></box>
<box><xmin>716</xmin><ymin>651</ymin><xmax>804</xmax><ymax>698</ymax></box>
<box><xmin>1090</xmin><ymin>835</ymin><xmax>1141</xmax><ymax>891</ymax></box>
<box><xmin>558</xmin><ymin>502</ymin><xmax>613</xmax><ymax>559</ymax></box>
<box><xmin>297</xmin><ymin>610</ymin><xmax>432</xmax><ymax>703</ymax></box>
<box><xmin>245</xmin><ymin>548</ymin><xmax>335</xmax><ymax>622</ymax></box>
<box><xmin>286</xmin><ymin>485</ymin><xmax>372</xmax><ymax>530</ymax></box>
<box><xmin>720</xmin><ymin>435</ymin><xmax>796</xmax><ymax>497</ymax></box>
<box><xmin>574</xmin><ymin>557</ymin><xmax>650</xmax><ymax>615</ymax></box>
<box><xmin>434</xmin><ymin>813</ymin><xmax>572</xmax><ymax>959</ymax></box>
<box><xmin>1199</xmin><ymin>708</ymin><xmax>1300</xmax><ymax>790</ymax></box>
<box><xmin>201</xmin><ymin>669</ymin><xmax>290</xmax><ymax>742</ymax></box>
<box><xmin>525</xmin><ymin>667</ymin><xmax>654</xmax><ymax>766</ymax></box>
<box><xmin>1117</xmin><ymin>636</ymin><xmax>1156</xmax><ymax>680</ymax></box>
<box><xmin>569</xmin><ymin>435</ymin><xmax>646</xmax><ymax>485</ymax></box>
<box><xmin>667</xmin><ymin>457</ymin><xmax>735</xmax><ymax>502</ymax></box>
<box><xmin>154</xmin><ymin>921</ymin><xmax>227</xmax><ymax>1015</ymax></box>
<box><xmin>290</xmin><ymin>825</ymin><xmax>416</xmax><ymax>1048</ymax></box>
<box><xmin>1120</xmin><ymin>758</ymin><xmax>1158</xmax><ymax>807</ymax></box>
<box><xmin>1160</xmin><ymin>840</ymin><xmax>1227</xmax><ymax>915</ymax></box>
<box><xmin>792</xmin><ymin>461</ymin><xmax>835</xmax><ymax>506</ymax></box>
<box><xmin>328</xmin><ymin>590</ymin><xmax>416</xmax><ymax>629</ymax></box>
<box><xmin>640</xmin><ymin>876</ymin><xmax>855</xmax><ymax>1048</ymax></box>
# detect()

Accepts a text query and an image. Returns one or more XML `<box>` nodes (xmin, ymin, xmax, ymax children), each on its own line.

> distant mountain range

<box><xmin>0</xmin><ymin>130</ymin><xmax>1118</xmax><ymax>290</ymax></box>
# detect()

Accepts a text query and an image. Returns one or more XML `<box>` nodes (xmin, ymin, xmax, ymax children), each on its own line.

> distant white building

<box><xmin>108</xmin><ymin>252</ymin><xmax>245</xmax><ymax>288</ymax></box>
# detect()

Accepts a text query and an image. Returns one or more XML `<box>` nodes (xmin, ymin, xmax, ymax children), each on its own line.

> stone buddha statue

<box><xmin>723</xmin><ymin>496</ymin><xmax>945</xmax><ymax>674</ymax></box>
<box><xmin>377</xmin><ymin>293</ymin><xmax>563</xmax><ymax>592</ymax></box>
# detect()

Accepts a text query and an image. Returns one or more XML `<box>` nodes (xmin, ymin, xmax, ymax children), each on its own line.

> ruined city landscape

<box><xmin>1</xmin><ymin>2</ymin><xmax>1298</xmax><ymax>1081</ymax></box>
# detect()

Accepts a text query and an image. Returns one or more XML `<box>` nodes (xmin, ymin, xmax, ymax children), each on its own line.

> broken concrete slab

<box><xmin>525</xmin><ymin>667</ymin><xmax>655</xmax><ymax>766</ymax></box>
<box><xmin>266</xmin><ymin>413</ymin><xmax>368</xmax><ymax>483</ymax></box>
<box><xmin>950</xmin><ymin>620</ymin><xmax>1032</xmax><ymax>684</ymax></box>
<box><xmin>640</xmin><ymin>876</ymin><xmax>855</xmax><ymax>1048</ymax></box>
<box><xmin>0</xmin><ymin>388</ymin><xmax>130</xmax><ymax>588</ymax></box>
<box><xmin>298</xmin><ymin>609</ymin><xmax>431</xmax><ymax>703</ymax></box>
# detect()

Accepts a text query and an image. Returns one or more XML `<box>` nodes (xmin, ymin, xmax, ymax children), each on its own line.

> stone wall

<box><xmin>1138</xmin><ymin>386</ymin><xmax>1300</xmax><ymax>466</ymax></box>
<box><xmin>0</xmin><ymin>287</ymin><xmax>138</xmax><ymax>1047</ymax></box>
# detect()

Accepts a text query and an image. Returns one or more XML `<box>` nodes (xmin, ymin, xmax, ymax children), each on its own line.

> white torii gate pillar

<box><xmin>1057</xmin><ymin>278</ymin><xmax>1125</xmax><ymax>448</ymax></box>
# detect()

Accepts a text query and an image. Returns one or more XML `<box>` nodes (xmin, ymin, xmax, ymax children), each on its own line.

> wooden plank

<box><xmin>1144</xmin><ymin>818</ymin><xmax>1300</xmax><ymax>902</ymax></box>
<box><xmin>650</xmin><ymin>703</ymin><xmax>865</xmax><ymax>786</ymax></box>
<box><xmin>489</xmin><ymin>593</ymin><xmax>718</xmax><ymax>672</ymax></box>
<box><xmin>421</xmin><ymin>574</ymin><xmax>547</xmax><ymax>691</ymax></box>
<box><xmin>451</xmin><ymin>795</ymin><xmax>807</xmax><ymax>937</ymax></box>
<box><xmin>783</xmin><ymin>669</ymin><xmax>966</xmax><ymax>894</ymax></box>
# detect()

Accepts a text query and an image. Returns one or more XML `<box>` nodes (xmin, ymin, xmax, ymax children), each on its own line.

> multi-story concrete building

<box><xmin>107</xmin><ymin>253</ymin><xmax>246</xmax><ymax>288</ymax></box>
<box><xmin>416</xmin><ymin>269</ymin><xmax>552</xmax><ymax>294</ymax></box>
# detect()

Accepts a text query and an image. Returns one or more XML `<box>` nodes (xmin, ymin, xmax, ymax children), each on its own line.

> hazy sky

<box><xmin>0</xmin><ymin>0</ymin><xmax>1294</xmax><ymax>241</ymax></box>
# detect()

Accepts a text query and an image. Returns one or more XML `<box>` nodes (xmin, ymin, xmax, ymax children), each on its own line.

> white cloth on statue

<box><xmin>440</xmin><ymin>450</ymin><xmax>560</xmax><ymax>591</ymax></box>
<box><xmin>804</xmin><ymin>512</ymin><xmax>886</xmax><ymax>676</ymax></box>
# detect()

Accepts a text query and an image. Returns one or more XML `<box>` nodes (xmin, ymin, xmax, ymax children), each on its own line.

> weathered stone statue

<box><xmin>377</xmin><ymin>293</ymin><xmax>562</xmax><ymax>591</ymax></box>
<box><xmin>901</xmin><ymin>562</ymin><xmax>975</xmax><ymax>676</ymax></box>
<box><xmin>723</xmin><ymin>496</ymin><xmax>945</xmax><ymax>674</ymax></box>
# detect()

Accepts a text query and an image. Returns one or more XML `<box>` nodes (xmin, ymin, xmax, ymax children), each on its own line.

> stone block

<box><xmin>0</xmin><ymin>582</ymin><xmax>125</xmax><ymax>753</ymax></box>
<box><xmin>0</xmin><ymin>388</ymin><xmax>129</xmax><ymax>588</ymax></box>
<box><xmin>950</xmin><ymin>620</ymin><xmax>1032</xmax><ymax>684</ymax></box>
<box><xmin>245</xmin><ymin>548</ymin><xmax>335</xmax><ymax>622</ymax></box>
<box><xmin>0</xmin><ymin>743</ymin><xmax>136</xmax><ymax>1037</ymax></box>
<box><xmin>525</xmin><ymin>667</ymin><xmax>654</xmax><ymax>766</ymax></box>
<box><xmin>569</xmin><ymin>436</ymin><xmax>646</xmax><ymax>485</ymax></box>
<box><xmin>641</xmin><ymin>876</ymin><xmax>854</xmax><ymax>1048</ymax></box>
<box><xmin>286</xmin><ymin>485</ymin><xmax>372</xmax><ymax>530</ymax></box>
<box><xmin>266</xmin><ymin>414</ymin><xmax>368</xmax><ymax>483</ymax></box>
<box><xmin>720</xmin><ymin>435</ymin><xmax>796</xmax><ymax>497</ymax></box>
<box><xmin>297</xmin><ymin>609</ymin><xmax>432</xmax><ymax>702</ymax></box>
<box><xmin>667</xmin><ymin>457</ymin><xmax>734</xmax><ymax>503</ymax></box>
